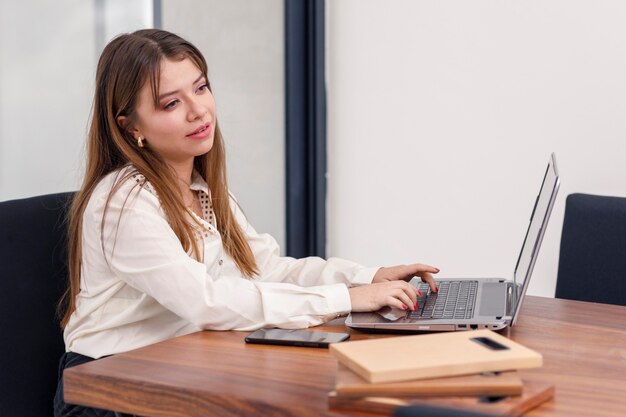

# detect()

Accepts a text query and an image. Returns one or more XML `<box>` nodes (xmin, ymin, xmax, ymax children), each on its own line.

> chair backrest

<box><xmin>556</xmin><ymin>193</ymin><xmax>626</xmax><ymax>306</ymax></box>
<box><xmin>0</xmin><ymin>192</ymin><xmax>74</xmax><ymax>417</ymax></box>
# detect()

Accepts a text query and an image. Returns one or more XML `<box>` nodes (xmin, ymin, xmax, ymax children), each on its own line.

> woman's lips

<box><xmin>186</xmin><ymin>123</ymin><xmax>212</xmax><ymax>139</ymax></box>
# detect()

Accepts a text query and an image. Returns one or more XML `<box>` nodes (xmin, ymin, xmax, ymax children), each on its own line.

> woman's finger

<box><xmin>409</xmin><ymin>263</ymin><xmax>440</xmax><ymax>274</ymax></box>
<box><xmin>393</xmin><ymin>287</ymin><xmax>416</xmax><ymax>310</ymax></box>
<box><xmin>386</xmin><ymin>295</ymin><xmax>407</xmax><ymax>311</ymax></box>
<box><xmin>403</xmin><ymin>281</ymin><xmax>420</xmax><ymax>306</ymax></box>
<box><xmin>390</xmin><ymin>280</ymin><xmax>418</xmax><ymax>303</ymax></box>
<box><xmin>417</xmin><ymin>272</ymin><xmax>438</xmax><ymax>292</ymax></box>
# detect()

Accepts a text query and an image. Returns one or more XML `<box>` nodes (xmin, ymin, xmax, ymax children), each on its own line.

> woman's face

<box><xmin>131</xmin><ymin>57</ymin><xmax>216</xmax><ymax>167</ymax></box>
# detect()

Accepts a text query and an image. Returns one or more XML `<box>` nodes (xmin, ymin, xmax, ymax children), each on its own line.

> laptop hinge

<box><xmin>505</xmin><ymin>282</ymin><xmax>518</xmax><ymax>317</ymax></box>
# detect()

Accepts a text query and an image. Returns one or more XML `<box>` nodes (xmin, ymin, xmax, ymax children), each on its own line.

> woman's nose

<box><xmin>187</xmin><ymin>99</ymin><xmax>208</xmax><ymax>121</ymax></box>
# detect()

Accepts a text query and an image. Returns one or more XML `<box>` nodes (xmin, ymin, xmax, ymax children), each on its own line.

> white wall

<box><xmin>162</xmin><ymin>0</ymin><xmax>286</xmax><ymax>249</ymax></box>
<box><xmin>327</xmin><ymin>1</ymin><xmax>626</xmax><ymax>297</ymax></box>
<box><xmin>0</xmin><ymin>0</ymin><xmax>96</xmax><ymax>200</ymax></box>
<box><xmin>101</xmin><ymin>0</ymin><xmax>154</xmax><ymax>48</ymax></box>
<box><xmin>0</xmin><ymin>0</ymin><xmax>285</xmax><ymax>251</ymax></box>
<box><xmin>0</xmin><ymin>0</ymin><xmax>153</xmax><ymax>201</ymax></box>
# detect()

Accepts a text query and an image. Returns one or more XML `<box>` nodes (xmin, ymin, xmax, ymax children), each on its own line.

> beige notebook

<box><xmin>329</xmin><ymin>330</ymin><xmax>542</xmax><ymax>384</ymax></box>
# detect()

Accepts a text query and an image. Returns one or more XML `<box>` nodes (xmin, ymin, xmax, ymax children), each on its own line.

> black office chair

<box><xmin>556</xmin><ymin>193</ymin><xmax>626</xmax><ymax>306</ymax></box>
<box><xmin>0</xmin><ymin>192</ymin><xmax>74</xmax><ymax>417</ymax></box>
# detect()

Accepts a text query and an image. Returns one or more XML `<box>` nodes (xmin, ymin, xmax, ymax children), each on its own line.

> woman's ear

<box><xmin>116</xmin><ymin>116</ymin><xmax>140</xmax><ymax>139</ymax></box>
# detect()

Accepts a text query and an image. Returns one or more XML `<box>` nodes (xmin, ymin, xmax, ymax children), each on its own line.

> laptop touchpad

<box><xmin>479</xmin><ymin>283</ymin><xmax>507</xmax><ymax>316</ymax></box>
<box><xmin>376</xmin><ymin>306</ymin><xmax>408</xmax><ymax>321</ymax></box>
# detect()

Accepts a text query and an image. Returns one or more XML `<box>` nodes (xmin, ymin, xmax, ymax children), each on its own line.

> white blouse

<box><xmin>64</xmin><ymin>168</ymin><xmax>378</xmax><ymax>359</ymax></box>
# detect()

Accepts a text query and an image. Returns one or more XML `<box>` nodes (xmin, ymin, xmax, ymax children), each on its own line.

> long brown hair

<box><xmin>59</xmin><ymin>29</ymin><xmax>258</xmax><ymax>328</ymax></box>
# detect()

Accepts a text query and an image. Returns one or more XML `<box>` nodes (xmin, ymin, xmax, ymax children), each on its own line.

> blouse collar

<box><xmin>189</xmin><ymin>170</ymin><xmax>210</xmax><ymax>196</ymax></box>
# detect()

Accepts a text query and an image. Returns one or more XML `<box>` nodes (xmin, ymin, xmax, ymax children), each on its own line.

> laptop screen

<box><xmin>511</xmin><ymin>153</ymin><xmax>560</xmax><ymax>324</ymax></box>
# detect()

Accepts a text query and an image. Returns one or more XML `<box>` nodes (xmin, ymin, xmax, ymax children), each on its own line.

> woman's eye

<box><xmin>163</xmin><ymin>100</ymin><xmax>179</xmax><ymax>110</ymax></box>
<box><xmin>197</xmin><ymin>83</ymin><xmax>208</xmax><ymax>93</ymax></box>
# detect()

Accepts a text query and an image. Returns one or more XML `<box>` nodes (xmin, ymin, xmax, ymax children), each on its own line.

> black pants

<box><xmin>54</xmin><ymin>352</ymin><xmax>135</xmax><ymax>417</ymax></box>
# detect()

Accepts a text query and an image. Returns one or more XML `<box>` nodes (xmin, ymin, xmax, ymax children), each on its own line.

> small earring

<box><xmin>137</xmin><ymin>136</ymin><xmax>144</xmax><ymax>148</ymax></box>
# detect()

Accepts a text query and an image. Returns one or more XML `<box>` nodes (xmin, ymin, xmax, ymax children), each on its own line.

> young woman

<box><xmin>54</xmin><ymin>29</ymin><xmax>438</xmax><ymax>416</ymax></box>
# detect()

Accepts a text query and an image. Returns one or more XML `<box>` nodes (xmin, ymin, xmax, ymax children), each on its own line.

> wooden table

<box><xmin>63</xmin><ymin>296</ymin><xmax>626</xmax><ymax>416</ymax></box>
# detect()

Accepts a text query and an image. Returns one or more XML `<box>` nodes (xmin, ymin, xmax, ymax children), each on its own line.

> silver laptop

<box><xmin>346</xmin><ymin>153</ymin><xmax>560</xmax><ymax>332</ymax></box>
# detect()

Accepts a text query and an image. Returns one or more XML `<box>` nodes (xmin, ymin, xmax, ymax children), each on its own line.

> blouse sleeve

<box><xmin>97</xmin><ymin>181</ymin><xmax>359</xmax><ymax>330</ymax></box>
<box><xmin>230</xmin><ymin>196</ymin><xmax>379</xmax><ymax>288</ymax></box>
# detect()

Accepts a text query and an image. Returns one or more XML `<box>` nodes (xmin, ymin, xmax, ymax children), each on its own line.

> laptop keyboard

<box><xmin>409</xmin><ymin>281</ymin><xmax>478</xmax><ymax>320</ymax></box>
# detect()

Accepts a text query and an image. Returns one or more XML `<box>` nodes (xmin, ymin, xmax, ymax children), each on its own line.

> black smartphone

<box><xmin>244</xmin><ymin>328</ymin><xmax>350</xmax><ymax>348</ymax></box>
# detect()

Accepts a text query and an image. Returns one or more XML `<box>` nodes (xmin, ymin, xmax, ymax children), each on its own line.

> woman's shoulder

<box><xmin>87</xmin><ymin>166</ymin><xmax>160</xmax><ymax>216</ymax></box>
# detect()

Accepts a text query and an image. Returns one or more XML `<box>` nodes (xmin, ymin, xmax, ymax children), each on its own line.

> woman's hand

<box><xmin>372</xmin><ymin>263</ymin><xmax>439</xmax><ymax>293</ymax></box>
<box><xmin>348</xmin><ymin>280</ymin><xmax>421</xmax><ymax>312</ymax></box>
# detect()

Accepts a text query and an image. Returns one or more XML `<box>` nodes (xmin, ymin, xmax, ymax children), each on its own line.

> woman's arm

<box><xmin>231</xmin><ymin>197</ymin><xmax>438</xmax><ymax>291</ymax></box>
<box><xmin>95</xmin><ymin>183</ymin><xmax>351</xmax><ymax>330</ymax></box>
<box><xmin>230</xmin><ymin>197</ymin><xmax>378</xmax><ymax>287</ymax></box>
